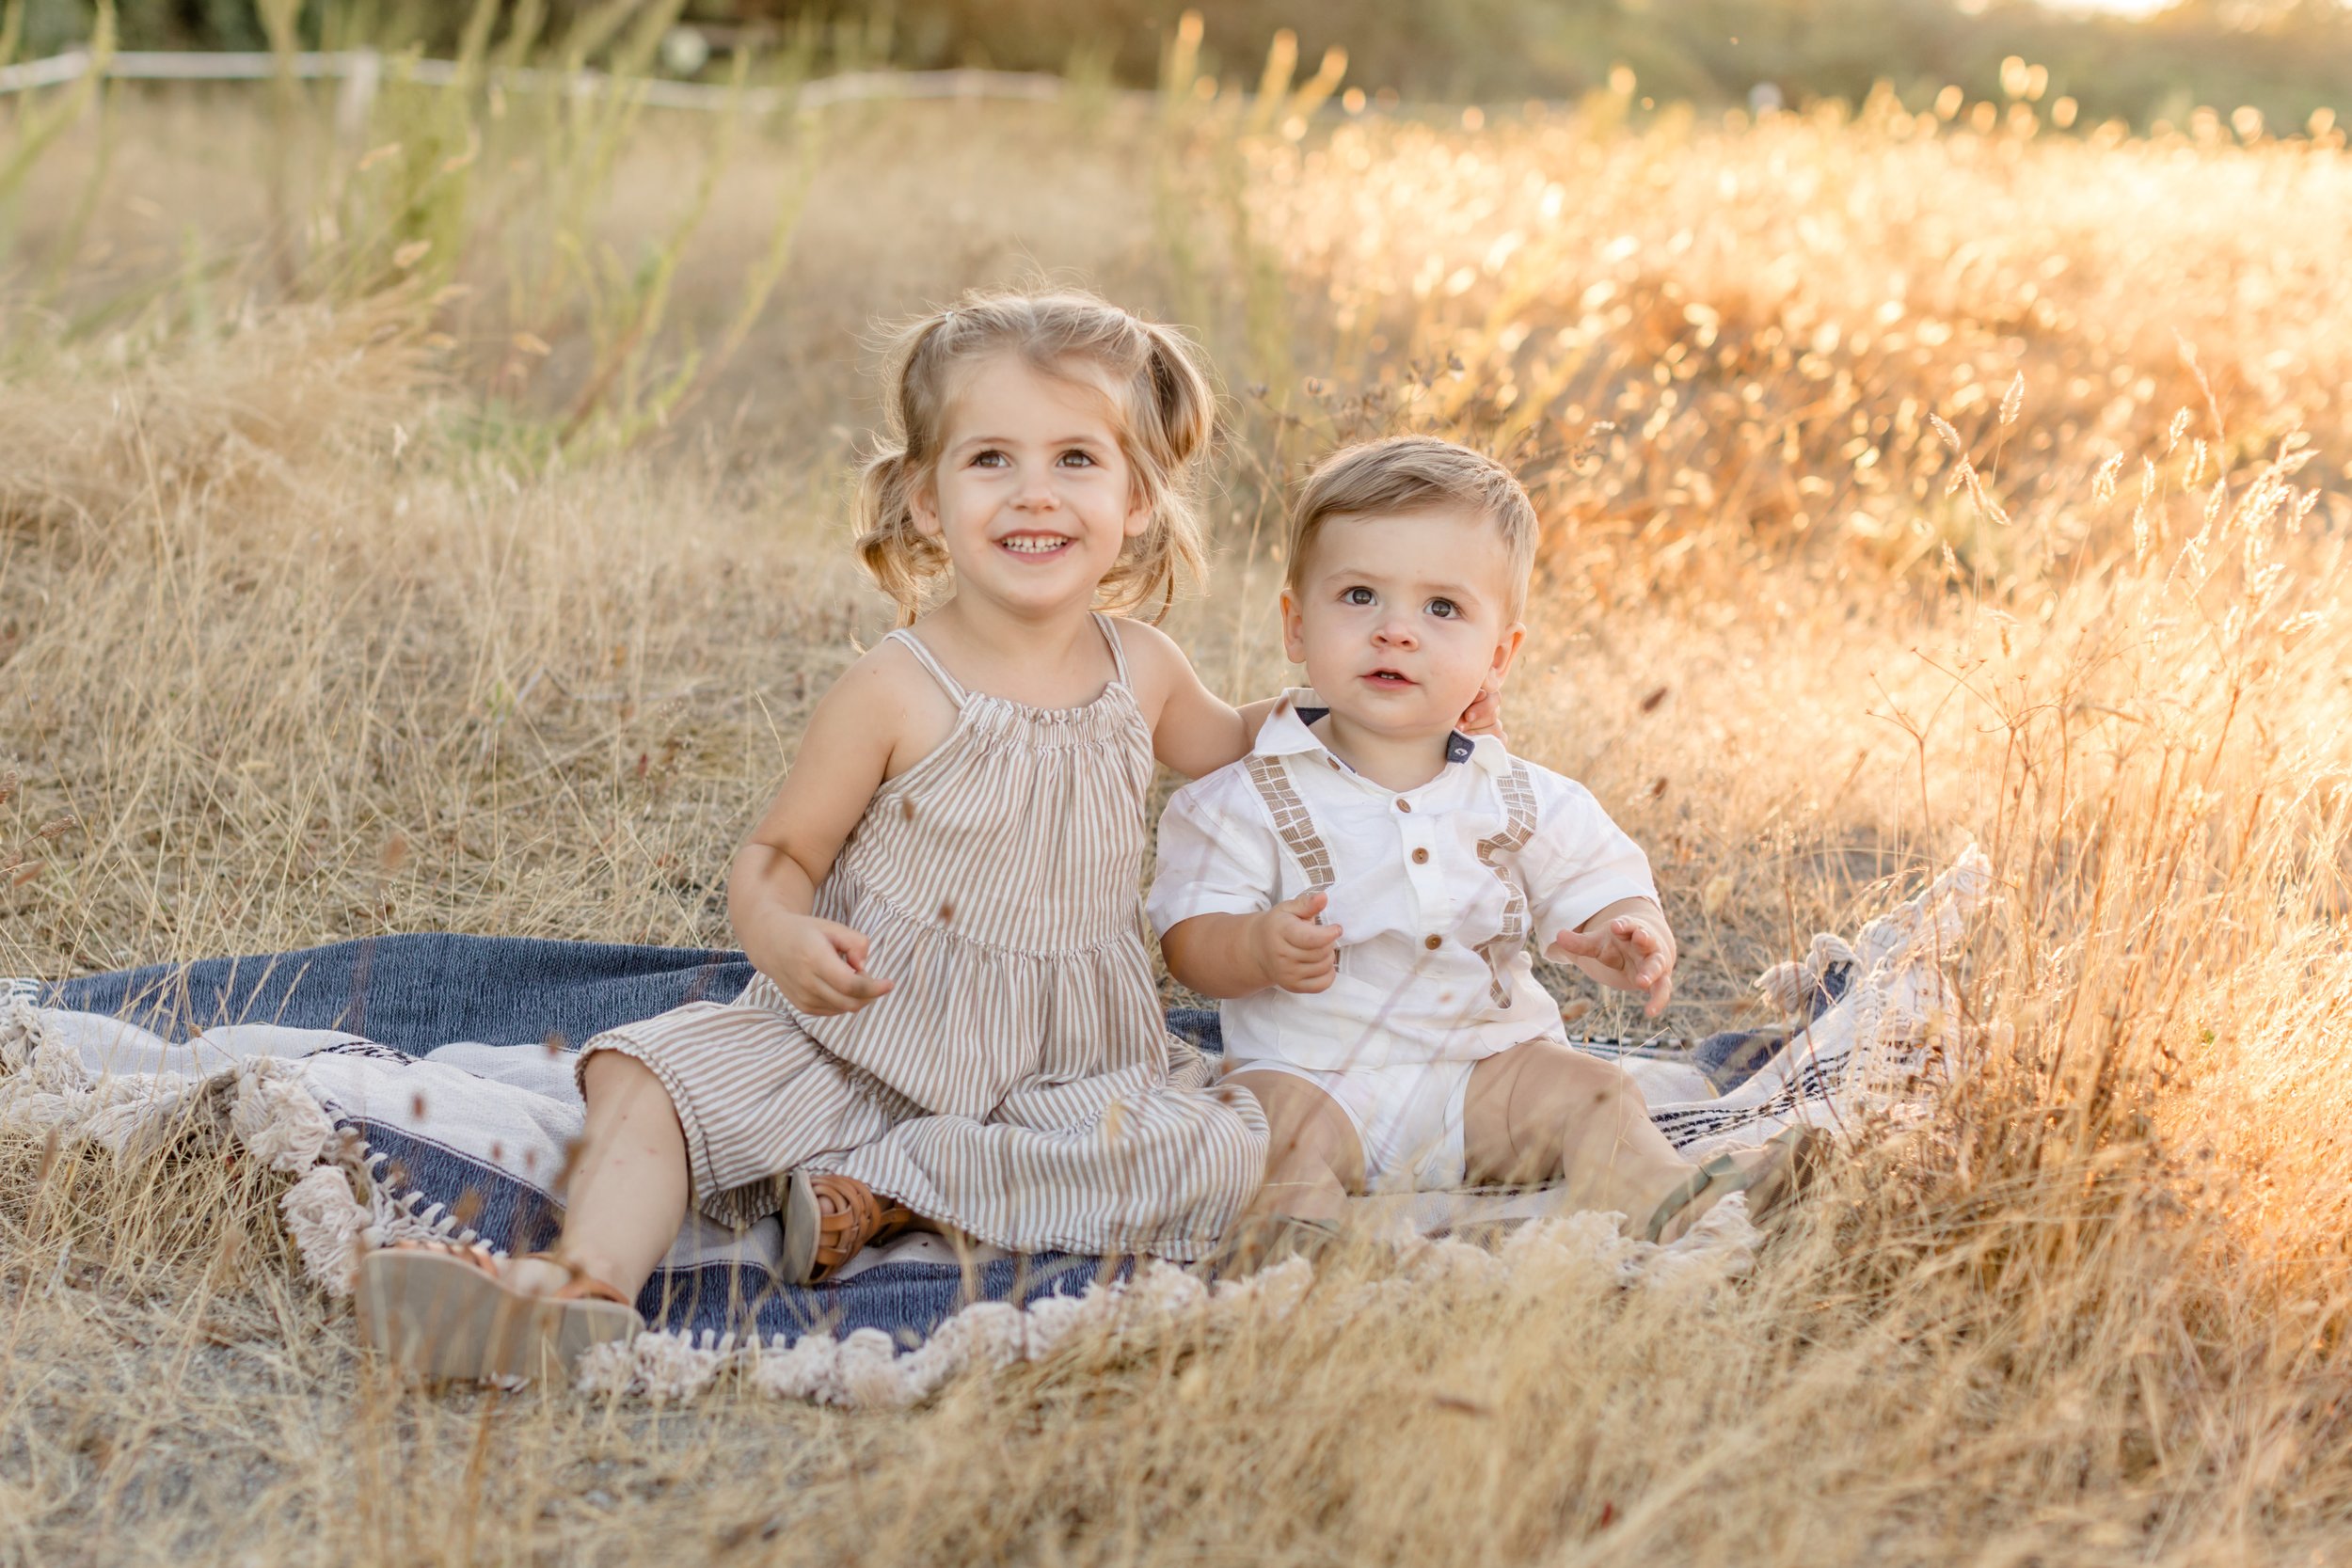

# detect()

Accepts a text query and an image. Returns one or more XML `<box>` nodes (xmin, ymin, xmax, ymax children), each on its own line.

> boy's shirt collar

<box><xmin>1255</xmin><ymin>688</ymin><xmax>1500</xmax><ymax>776</ymax></box>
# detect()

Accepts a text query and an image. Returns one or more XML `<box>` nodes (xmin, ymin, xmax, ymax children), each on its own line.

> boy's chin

<box><xmin>1315</xmin><ymin>691</ymin><xmax>1470</xmax><ymax>741</ymax></box>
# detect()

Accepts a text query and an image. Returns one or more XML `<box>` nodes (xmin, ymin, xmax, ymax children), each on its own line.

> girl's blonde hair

<box><xmin>855</xmin><ymin>290</ymin><xmax>1218</xmax><ymax>626</ymax></box>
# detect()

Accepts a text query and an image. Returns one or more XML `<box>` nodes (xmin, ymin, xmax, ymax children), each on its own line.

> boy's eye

<box><xmin>1426</xmin><ymin>597</ymin><xmax>1460</xmax><ymax>619</ymax></box>
<box><xmin>1341</xmin><ymin>586</ymin><xmax>1376</xmax><ymax>607</ymax></box>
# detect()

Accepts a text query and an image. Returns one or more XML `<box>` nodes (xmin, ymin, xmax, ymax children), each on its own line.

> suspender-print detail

<box><xmin>1245</xmin><ymin>754</ymin><xmax>1336</xmax><ymax>891</ymax></box>
<box><xmin>1472</xmin><ymin>760</ymin><xmax>1539</xmax><ymax>1006</ymax></box>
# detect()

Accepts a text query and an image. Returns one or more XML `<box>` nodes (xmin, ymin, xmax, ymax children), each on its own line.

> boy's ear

<box><xmin>1279</xmin><ymin>586</ymin><xmax>1309</xmax><ymax>665</ymax></box>
<box><xmin>1488</xmin><ymin>620</ymin><xmax>1528</xmax><ymax>689</ymax></box>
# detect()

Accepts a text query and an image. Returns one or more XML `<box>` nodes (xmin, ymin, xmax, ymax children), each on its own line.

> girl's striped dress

<box><xmin>577</xmin><ymin>616</ymin><xmax>1269</xmax><ymax>1259</ymax></box>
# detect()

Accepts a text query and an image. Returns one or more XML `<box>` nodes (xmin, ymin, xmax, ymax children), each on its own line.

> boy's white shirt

<box><xmin>1148</xmin><ymin>690</ymin><xmax>1657</xmax><ymax>1072</ymax></box>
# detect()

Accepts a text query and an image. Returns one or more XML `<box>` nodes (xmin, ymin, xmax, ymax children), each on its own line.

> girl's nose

<box><xmin>1010</xmin><ymin>466</ymin><xmax>1059</xmax><ymax>510</ymax></box>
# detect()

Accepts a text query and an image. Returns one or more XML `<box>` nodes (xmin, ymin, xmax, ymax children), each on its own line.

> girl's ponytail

<box><xmin>1114</xmin><ymin>318</ymin><xmax>1218</xmax><ymax>622</ymax></box>
<box><xmin>853</xmin><ymin>314</ymin><xmax>958</xmax><ymax>626</ymax></box>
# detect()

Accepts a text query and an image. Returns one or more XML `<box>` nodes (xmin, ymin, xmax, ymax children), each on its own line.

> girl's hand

<box><xmin>1458</xmin><ymin>685</ymin><xmax>1507</xmax><ymax>746</ymax></box>
<box><xmin>1552</xmin><ymin>915</ymin><xmax>1676</xmax><ymax>1017</ymax></box>
<box><xmin>770</xmin><ymin>915</ymin><xmax>896</xmax><ymax>1016</ymax></box>
<box><xmin>1253</xmin><ymin>891</ymin><xmax>1343</xmax><ymax>993</ymax></box>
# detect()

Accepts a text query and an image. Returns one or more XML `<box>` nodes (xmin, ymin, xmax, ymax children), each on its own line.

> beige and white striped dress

<box><xmin>577</xmin><ymin>616</ymin><xmax>1269</xmax><ymax>1259</ymax></box>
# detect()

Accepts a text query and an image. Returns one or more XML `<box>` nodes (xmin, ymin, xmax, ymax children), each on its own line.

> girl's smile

<box><xmin>997</xmin><ymin>530</ymin><xmax>1077</xmax><ymax>556</ymax></box>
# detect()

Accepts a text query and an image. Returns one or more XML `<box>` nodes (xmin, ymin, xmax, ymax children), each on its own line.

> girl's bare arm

<box><xmin>726</xmin><ymin>650</ymin><xmax>926</xmax><ymax>1015</ymax></box>
<box><xmin>1116</xmin><ymin>621</ymin><xmax>1276</xmax><ymax>780</ymax></box>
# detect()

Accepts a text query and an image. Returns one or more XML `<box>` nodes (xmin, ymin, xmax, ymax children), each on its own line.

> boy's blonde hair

<box><xmin>1286</xmin><ymin>436</ymin><xmax>1540</xmax><ymax>618</ymax></box>
<box><xmin>855</xmin><ymin>290</ymin><xmax>1218</xmax><ymax>626</ymax></box>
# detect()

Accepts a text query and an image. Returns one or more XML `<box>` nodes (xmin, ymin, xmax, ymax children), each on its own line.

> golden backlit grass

<box><xmin>1</xmin><ymin>80</ymin><xmax>2347</xmax><ymax>1566</ymax></box>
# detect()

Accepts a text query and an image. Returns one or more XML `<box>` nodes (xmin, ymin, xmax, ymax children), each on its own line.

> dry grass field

<box><xmin>1</xmin><ymin>46</ymin><xmax>2348</xmax><ymax>1567</ymax></box>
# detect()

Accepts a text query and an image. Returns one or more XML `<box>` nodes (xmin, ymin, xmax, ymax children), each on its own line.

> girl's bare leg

<box><xmin>1227</xmin><ymin>1071</ymin><xmax>1364</xmax><ymax>1224</ymax></box>
<box><xmin>503</xmin><ymin>1050</ymin><xmax>690</xmax><ymax>1299</ymax></box>
<box><xmin>1461</xmin><ymin>1040</ymin><xmax>1760</xmax><ymax>1242</ymax></box>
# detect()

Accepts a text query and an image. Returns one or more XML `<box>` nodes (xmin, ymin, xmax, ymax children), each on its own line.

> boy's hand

<box><xmin>767</xmin><ymin>914</ymin><xmax>895</xmax><ymax>1016</ymax></box>
<box><xmin>1457</xmin><ymin>685</ymin><xmax>1507</xmax><ymax>747</ymax></box>
<box><xmin>1552</xmin><ymin>913</ymin><xmax>1677</xmax><ymax>1016</ymax></box>
<box><xmin>1253</xmin><ymin>891</ymin><xmax>1343</xmax><ymax>993</ymax></box>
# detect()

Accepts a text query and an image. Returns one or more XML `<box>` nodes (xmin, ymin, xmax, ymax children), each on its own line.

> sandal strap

<box><xmin>516</xmin><ymin>1251</ymin><xmax>634</xmax><ymax>1307</ymax></box>
<box><xmin>1643</xmin><ymin>1152</ymin><xmax>1741</xmax><ymax>1243</ymax></box>
<box><xmin>384</xmin><ymin>1237</ymin><xmax>503</xmax><ymax>1277</ymax></box>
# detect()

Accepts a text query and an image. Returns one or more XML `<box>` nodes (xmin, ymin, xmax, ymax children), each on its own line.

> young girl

<box><xmin>359</xmin><ymin>291</ymin><xmax>1496</xmax><ymax>1381</ymax></box>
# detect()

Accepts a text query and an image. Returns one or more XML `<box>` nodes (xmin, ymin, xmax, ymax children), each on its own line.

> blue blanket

<box><xmin>26</xmin><ymin>935</ymin><xmax>1837</xmax><ymax>1346</ymax></box>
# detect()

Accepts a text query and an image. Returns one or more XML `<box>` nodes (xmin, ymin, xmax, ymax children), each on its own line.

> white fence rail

<box><xmin>0</xmin><ymin>48</ymin><xmax>1072</xmax><ymax>116</ymax></box>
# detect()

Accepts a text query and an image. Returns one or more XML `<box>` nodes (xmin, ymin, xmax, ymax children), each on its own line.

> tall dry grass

<box><xmin>0</xmin><ymin>62</ymin><xmax>2347</xmax><ymax>1568</ymax></box>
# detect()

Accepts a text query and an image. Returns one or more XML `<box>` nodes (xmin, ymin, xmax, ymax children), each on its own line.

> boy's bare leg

<box><xmin>1462</xmin><ymin>1041</ymin><xmax>1762</xmax><ymax>1242</ymax></box>
<box><xmin>503</xmin><ymin>1050</ymin><xmax>690</xmax><ymax>1300</ymax></box>
<box><xmin>1227</xmin><ymin>1071</ymin><xmax>1365</xmax><ymax>1224</ymax></box>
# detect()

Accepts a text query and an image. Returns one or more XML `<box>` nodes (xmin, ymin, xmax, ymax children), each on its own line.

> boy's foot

<box><xmin>1641</xmin><ymin>1125</ymin><xmax>1830</xmax><ymax>1244</ymax></box>
<box><xmin>780</xmin><ymin>1171</ymin><xmax>918</xmax><ymax>1285</ymax></box>
<box><xmin>357</xmin><ymin>1240</ymin><xmax>642</xmax><ymax>1386</ymax></box>
<box><xmin>1210</xmin><ymin>1213</ymin><xmax>1354</xmax><ymax>1277</ymax></box>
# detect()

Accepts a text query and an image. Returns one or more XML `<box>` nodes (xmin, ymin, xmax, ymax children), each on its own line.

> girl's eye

<box><xmin>973</xmin><ymin>449</ymin><xmax>1009</xmax><ymax>467</ymax></box>
<box><xmin>1057</xmin><ymin>450</ymin><xmax>1098</xmax><ymax>467</ymax></box>
<box><xmin>1342</xmin><ymin>587</ymin><xmax>1376</xmax><ymax>607</ymax></box>
<box><xmin>1426</xmin><ymin>597</ymin><xmax>1460</xmax><ymax>619</ymax></box>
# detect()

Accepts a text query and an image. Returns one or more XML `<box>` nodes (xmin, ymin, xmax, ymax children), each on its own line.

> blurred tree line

<box><xmin>9</xmin><ymin>0</ymin><xmax>2347</xmax><ymax>130</ymax></box>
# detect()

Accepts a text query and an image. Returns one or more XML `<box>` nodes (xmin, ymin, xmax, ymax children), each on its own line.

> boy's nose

<box><xmin>1374</xmin><ymin>618</ymin><xmax>1418</xmax><ymax>647</ymax></box>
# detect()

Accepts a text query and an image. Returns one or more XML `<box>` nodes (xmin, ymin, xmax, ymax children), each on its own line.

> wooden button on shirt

<box><xmin>1147</xmin><ymin>689</ymin><xmax>1659</xmax><ymax>1072</ymax></box>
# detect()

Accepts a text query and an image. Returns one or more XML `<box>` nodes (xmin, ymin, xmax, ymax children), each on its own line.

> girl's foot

<box><xmin>780</xmin><ymin>1171</ymin><xmax>919</xmax><ymax>1285</ymax></box>
<box><xmin>1641</xmin><ymin>1125</ymin><xmax>1830</xmax><ymax>1243</ymax></box>
<box><xmin>357</xmin><ymin>1240</ymin><xmax>642</xmax><ymax>1386</ymax></box>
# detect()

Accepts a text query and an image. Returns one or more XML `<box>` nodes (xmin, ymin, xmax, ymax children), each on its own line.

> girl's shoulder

<box><xmin>811</xmin><ymin>635</ymin><xmax>961</xmax><ymax>736</ymax></box>
<box><xmin>827</xmin><ymin>633</ymin><xmax>932</xmax><ymax>703</ymax></box>
<box><xmin>807</xmin><ymin>636</ymin><xmax>962</xmax><ymax>784</ymax></box>
<box><xmin>1103</xmin><ymin>617</ymin><xmax>1190</xmax><ymax>692</ymax></box>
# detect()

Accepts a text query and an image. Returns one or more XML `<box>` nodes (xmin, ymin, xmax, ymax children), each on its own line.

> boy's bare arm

<box><xmin>1162</xmin><ymin>894</ymin><xmax>1342</xmax><ymax>999</ymax></box>
<box><xmin>1548</xmin><ymin>895</ymin><xmax>1677</xmax><ymax>1015</ymax></box>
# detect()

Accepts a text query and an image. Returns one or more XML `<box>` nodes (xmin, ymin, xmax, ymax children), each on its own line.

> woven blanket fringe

<box><xmin>0</xmin><ymin>990</ymin><xmax>461</xmax><ymax>1295</ymax></box>
<box><xmin>574</xmin><ymin>1197</ymin><xmax>1761</xmax><ymax>1409</ymax></box>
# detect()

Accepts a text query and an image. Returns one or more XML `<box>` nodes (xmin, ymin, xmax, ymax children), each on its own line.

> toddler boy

<box><xmin>1149</xmin><ymin>437</ymin><xmax>1808</xmax><ymax>1247</ymax></box>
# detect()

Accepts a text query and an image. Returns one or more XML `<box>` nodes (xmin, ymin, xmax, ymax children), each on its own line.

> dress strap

<box><xmin>1091</xmin><ymin>612</ymin><xmax>1132</xmax><ymax>687</ymax></box>
<box><xmin>886</xmin><ymin>628</ymin><xmax>968</xmax><ymax>708</ymax></box>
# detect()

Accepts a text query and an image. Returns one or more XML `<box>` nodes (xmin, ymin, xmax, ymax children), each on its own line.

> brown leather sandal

<box><xmin>781</xmin><ymin>1171</ymin><xmax>918</xmax><ymax>1285</ymax></box>
<box><xmin>357</xmin><ymin>1240</ymin><xmax>642</xmax><ymax>1386</ymax></box>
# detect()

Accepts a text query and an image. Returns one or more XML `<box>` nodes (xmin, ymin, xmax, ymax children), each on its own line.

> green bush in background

<box><xmin>8</xmin><ymin>0</ymin><xmax>2348</xmax><ymax>130</ymax></box>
